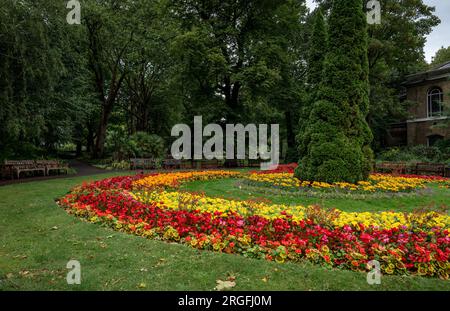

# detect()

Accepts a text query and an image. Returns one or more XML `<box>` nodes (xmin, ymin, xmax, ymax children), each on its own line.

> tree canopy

<box><xmin>430</xmin><ymin>46</ymin><xmax>450</xmax><ymax>68</ymax></box>
<box><xmin>0</xmin><ymin>0</ymin><xmax>443</xmax><ymax>169</ymax></box>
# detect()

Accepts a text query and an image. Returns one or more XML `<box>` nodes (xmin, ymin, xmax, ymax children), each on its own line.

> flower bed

<box><xmin>59</xmin><ymin>170</ymin><xmax>450</xmax><ymax>279</ymax></box>
<box><xmin>243</xmin><ymin>172</ymin><xmax>449</xmax><ymax>193</ymax></box>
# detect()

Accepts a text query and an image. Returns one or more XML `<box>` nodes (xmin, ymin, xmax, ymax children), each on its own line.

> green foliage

<box><xmin>105</xmin><ymin>127</ymin><xmax>166</xmax><ymax>161</ymax></box>
<box><xmin>296</xmin><ymin>0</ymin><xmax>373</xmax><ymax>183</ymax></box>
<box><xmin>430</xmin><ymin>46</ymin><xmax>450</xmax><ymax>67</ymax></box>
<box><xmin>307</xmin><ymin>9</ymin><xmax>327</xmax><ymax>90</ymax></box>
<box><xmin>131</xmin><ymin>132</ymin><xmax>166</xmax><ymax>159</ymax></box>
<box><xmin>170</xmin><ymin>0</ymin><xmax>307</xmax><ymax>123</ymax></box>
<box><xmin>297</xmin><ymin>9</ymin><xmax>327</xmax><ymax>161</ymax></box>
<box><xmin>0</xmin><ymin>1</ymin><xmax>67</xmax><ymax>157</ymax></box>
<box><xmin>315</xmin><ymin>0</ymin><xmax>440</xmax><ymax>150</ymax></box>
<box><xmin>377</xmin><ymin>145</ymin><xmax>450</xmax><ymax>164</ymax></box>
<box><xmin>365</xmin><ymin>0</ymin><xmax>440</xmax><ymax>150</ymax></box>
<box><xmin>109</xmin><ymin>160</ymin><xmax>132</xmax><ymax>171</ymax></box>
<box><xmin>0</xmin><ymin>0</ymin><xmax>443</xmax><ymax>166</ymax></box>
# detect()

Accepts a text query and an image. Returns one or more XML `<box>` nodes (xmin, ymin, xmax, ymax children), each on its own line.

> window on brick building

<box><xmin>427</xmin><ymin>87</ymin><xmax>443</xmax><ymax>118</ymax></box>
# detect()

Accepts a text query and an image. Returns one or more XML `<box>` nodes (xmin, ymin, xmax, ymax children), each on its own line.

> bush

<box><xmin>105</xmin><ymin>126</ymin><xmax>134</xmax><ymax>161</ymax></box>
<box><xmin>110</xmin><ymin>160</ymin><xmax>131</xmax><ymax>170</ymax></box>
<box><xmin>105</xmin><ymin>126</ymin><xmax>166</xmax><ymax>161</ymax></box>
<box><xmin>377</xmin><ymin>145</ymin><xmax>449</xmax><ymax>164</ymax></box>
<box><xmin>130</xmin><ymin>132</ymin><xmax>166</xmax><ymax>159</ymax></box>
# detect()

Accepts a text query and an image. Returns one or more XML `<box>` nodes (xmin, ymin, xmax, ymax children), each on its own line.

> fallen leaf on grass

<box><xmin>215</xmin><ymin>280</ymin><xmax>236</xmax><ymax>291</ymax></box>
<box><xmin>19</xmin><ymin>270</ymin><xmax>32</xmax><ymax>278</ymax></box>
<box><xmin>261</xmin><ymin>277</ymin><xmax>268</xmax><ymax>283</ymax></box>
<box><xmin>51</xmin><ymin>226</ymin><xmax>59</xmax><ymax>230</ymax></box>
<box><xmin>138</xmin><ymin>282</ymin><xmax>147</xmax><ymax>289</ymax></box>
<box><xmin>153</xmin><ymin>258</ymin><xmax>166</xmax><ymax>267</ymax></box>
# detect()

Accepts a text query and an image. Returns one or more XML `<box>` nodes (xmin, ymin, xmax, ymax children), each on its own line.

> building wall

<box><xmin>407</xmin><ymin>119</ymin><xmax>450</xmax><ymax>146</ymax></box>
<box><xmin>405</xmin><ymin>78</ymin><xmax>450</xmax><ymax>145</ymax></box>
<box><xmin>407</xmin><ymin>79</ymin><xmax>450</xmax><ymax>118</ymax></box>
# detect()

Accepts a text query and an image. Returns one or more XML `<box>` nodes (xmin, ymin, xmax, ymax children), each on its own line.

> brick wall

<box><xmin>405</xmin><ymin>78</ymin><xmax>450</xmax><ymax>145</ymax></box>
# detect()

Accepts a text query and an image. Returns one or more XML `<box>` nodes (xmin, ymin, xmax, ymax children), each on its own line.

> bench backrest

<box><xmin>164</xmin><ymin>159</ymin><xmax>181</xmax><ymax>165</ymax></box>
<box><xmin>5</xmin><ymin>160</ymin><xmax>38</xmax><ymax>168</ymax></box>
<box><xmin>5</xmin><ymin>160</ymin><xmax>64</xmax><ymax>169</ymax></box>
<box><xmin>416</xmin><ymin>163</ymin><xmax>445</xmax><ymax>172</ymax></box>
<box><xmin>36</xmin><ymin>160</ymin><xmax>60</xmax><ymax>167</ymax></box>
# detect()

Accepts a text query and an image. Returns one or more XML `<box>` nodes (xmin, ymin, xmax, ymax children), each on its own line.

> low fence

<box><xmin>375</xmin><ymin>162</ymin><xmax>450</xmax><ymax>177</ymax></box>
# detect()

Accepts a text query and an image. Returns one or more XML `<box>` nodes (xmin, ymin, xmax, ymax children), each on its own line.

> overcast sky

<box><xmin>305</xmin><ymin>0</ymin><xmax>450</xmax><ymax>63</ymax></box>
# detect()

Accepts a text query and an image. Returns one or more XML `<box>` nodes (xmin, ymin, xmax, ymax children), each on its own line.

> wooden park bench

<box><xmin>199</xmin><ymin>159</ymin><xmax>221</xmax><ymax>169</ymax></box>
<box><xmin>4</xmin><ymin>160</ymin><xmax>46</xmax><ymax>179</ymax></box>
<box><xmin>163</xmin><ymin>159</ymin><xmax>182</xmax><ymax>170</ymax></box>
<box><xmin>130</xmin><ymin>158</ymin><xmax>158</xmax><ymax>170</ymax></box>
<box><xmin>375</xmin><ymin>162</ymin><xmax>407</xmax><ymax>175</ymax></box>
<box><xmin>414</xmin><ymin>163</ymin><xmax>446</xmax><ymax>177</ymax></box>
<box><xmin>35</xmin><ymin>160</ymin><xmax>69</xmax><ymax>176</ymax></box>
<box><xmin>180</xmin><ymin>160</ymin><xmax>193</xmax><ymax>169</ymax></box>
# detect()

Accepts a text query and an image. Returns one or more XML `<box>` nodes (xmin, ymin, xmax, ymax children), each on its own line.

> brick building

<box><xmin>388</xmin><ymin>62</ymin><xmax>450</xmax><ymax>147</ymax></box>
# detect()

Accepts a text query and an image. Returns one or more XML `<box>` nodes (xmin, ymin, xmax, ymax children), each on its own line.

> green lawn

<box><xmin>181</xmin><ymin>179</ymin><xmax>450</xmax><ymax>213</ymax></box>
<box><xmin>0</xmin><ymin>173</ymin><xmax>449</xmax><ymax>291</ymax></box>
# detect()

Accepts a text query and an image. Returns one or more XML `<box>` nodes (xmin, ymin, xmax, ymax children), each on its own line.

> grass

<box><xmin>0</xmin><ymin>173</ymin><xmax>449</xmax><ymax>291</ymax></box>
<box><xmin>181</xmin><ymin>179</ymin><xmax>450</xmax><ymax>213</ymax></box>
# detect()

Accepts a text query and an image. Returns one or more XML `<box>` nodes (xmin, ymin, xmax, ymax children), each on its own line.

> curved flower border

<box><xmin>59</xmin><ymin>170</ymin><xmax>450</xmax><ymax>279</ymax></box>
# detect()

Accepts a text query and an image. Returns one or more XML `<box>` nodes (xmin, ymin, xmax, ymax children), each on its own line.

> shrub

<box><xmin>295</xmin><ymin>0</ymin><xmax>373</xmax><ymax>183</ymax></box>
<box><xmin>110</xmin><ymin>160</ymin><xmax>131</xmax><ymax>170</ymax></box>
<box><xmin>105</xmin><ymin>127</ymin><xmax>166</xmax><ymax>161</ymax></box>
<box><xmin>130</xmin><ymin>132</ymin><xmax>166</xmax><ymax>159</ymax></box>
<box><xmin>377</xmin><ymin>145</ymin><xmax>448</xmax><ymax>164</ymax></box>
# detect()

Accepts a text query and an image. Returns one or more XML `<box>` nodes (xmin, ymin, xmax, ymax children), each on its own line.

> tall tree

<box><xmin>121</xmin><ymin>0</ymin><xmax>181</xmax><ymax>137</ymax></box>
<box><xmin>295</xmin><ymin>0</ymin><xmax>373</xmax><ymax>183</ymax></box>
<box><xmin>296</xmin><ymin>8</ymin><xmax>327</xmax><ymax>161</ymax></box>
<box><xmin>0</xmin><ymin>0</ymin><xmax>76</xmax><ymax>158</ymax></box>
<box><xmin>430</xmin><ymin>46</ymin><xmax>450</xmax><ymax>67</ymax></box>
<box><xmin>170</xmin><ymin>0</ymin><xmax>307</xmax><ymax>124</ymax></box>
<box><xmin>306</xmin><ymin>9</ymin><xmax>327</xmax><ymax>91</ymax></box>
<box><xmin>313</xmin><ymin>0</ymin><xmax>440</xmax><ymax>150</ymax></box>
<box><xmin>83</xmin><ymin>0</ymin><xmax>137</xmax><ymax>157</ymax></box>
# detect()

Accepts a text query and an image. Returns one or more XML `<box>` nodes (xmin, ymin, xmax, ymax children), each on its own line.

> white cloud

<box><xmin>423</xmin><ymin>0</ymin><xmax>450</xmax><ymax>63</ymax></box>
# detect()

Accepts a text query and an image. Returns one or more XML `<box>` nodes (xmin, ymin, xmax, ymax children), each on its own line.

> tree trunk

<box><xmin>94</xmin><ymin>101</ymin><xmax>113</xmax><ymax>158</ymax></box>
<box><xmin>76</xmin><ymin>142</ymin><xmax>82</xmax><ymax>157</ymax></box>
<box><xmin>86</xmin><ymin>123</ymin><xmax>95</xmax><ymax>154</ymax></box>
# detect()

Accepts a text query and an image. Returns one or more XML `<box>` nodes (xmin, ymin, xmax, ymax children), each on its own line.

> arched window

<box><xmin>427</xmin><ymin>87</ymin><xmax>443</xmax><ymax>118</ymax></box>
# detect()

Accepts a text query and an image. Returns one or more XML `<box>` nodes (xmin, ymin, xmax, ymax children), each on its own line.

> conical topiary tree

<box><xmin>296</xmin><ymin>9</ymin><xmax>328</xmax><ymax>161</ymax></box>
<box><xmin>307</xmin><ymin>9</ymin><xmax>327</xmax><ymax>92</ymax></box>
<box><xmin>295</xmin><ymin>0</ymin><xmax>373</xmax><ymax>183</ymax></box>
